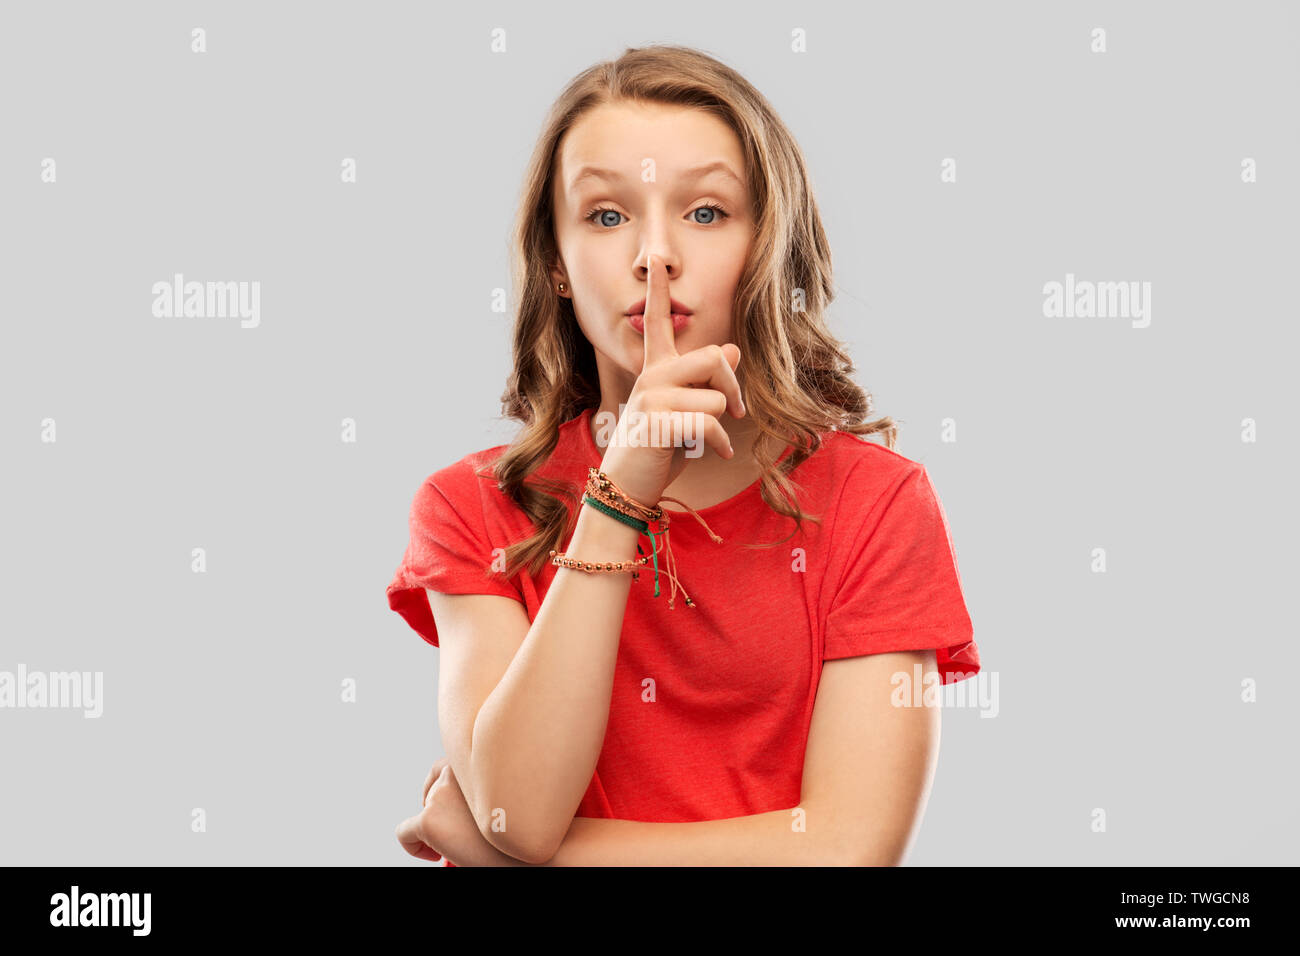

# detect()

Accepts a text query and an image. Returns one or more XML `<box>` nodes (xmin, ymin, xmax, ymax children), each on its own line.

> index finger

<box><xmin>642</xmin><ymin>253</ymin><xmax>678</xmax><ymax>366</ymax></box>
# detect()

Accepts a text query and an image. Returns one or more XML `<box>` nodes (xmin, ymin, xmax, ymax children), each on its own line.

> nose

<box><xmin>633</xmin><ymin>208</ymin><xmax>681</xmax><ymax>280</ymax></box>
<box><xmin>635</xmin><ymin>250</ymin><xmax>680</xmax><ymax>281</ymax></box>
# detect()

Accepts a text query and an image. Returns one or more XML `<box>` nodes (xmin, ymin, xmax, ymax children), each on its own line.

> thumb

<box><xmin>721</xmin><ymin>343</ymin><xmax>740</xmax><ymax>371</ymax></box>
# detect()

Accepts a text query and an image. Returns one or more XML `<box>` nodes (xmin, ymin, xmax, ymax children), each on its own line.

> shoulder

<box><xmin>418</xmin><ymin>409</ymin><xmax>590</xmax><ymax>498</ymax></box>
<box><xmin>817</xmin><ymin>429</ymin><xmax>921</xmax><ymax>467</ymax></box>
<box><xmin>428</xmin><ymin>442</ymin><xmax>510</xmax><ymax>489</ymax></box>
<box><xmin>807</xmin><ymin>430</ymin><xmax>926</xmax><ymax>497</ymax></box>
<box><xmin>408</xmin><ymin>408</ymin><xmax>589</xmax><ymax>523</ymax></box>
<box><xmin>784</xmin><ymin>430</ymin><xmax>945</xmax><ymax>542</ymax></box>
<box><xmin>408</xmin><ymin>441</ymin><xmax>512</xmax><ymax>522</ymax></box>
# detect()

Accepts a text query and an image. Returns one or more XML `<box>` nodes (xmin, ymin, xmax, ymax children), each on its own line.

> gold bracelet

<box><xmin>585</xmin><ymin>467</ymin><xmax>663</xmax><ymax>522</ymax></box>
<box><xmin>549</xmin><ymin>549</ymin><xmax>650</xmax><ymax>578</ymax></box>
<box><xmin>568</xmin><ymin>466</ymin><xmax>722</xmax><ymax>610</ymax></box>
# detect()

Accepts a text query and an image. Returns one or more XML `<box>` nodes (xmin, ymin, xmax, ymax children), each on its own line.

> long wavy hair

<box><xmin>486</xmin><ymin>44</ymin><xmax>898</xmax><ymax>583</ymax></box>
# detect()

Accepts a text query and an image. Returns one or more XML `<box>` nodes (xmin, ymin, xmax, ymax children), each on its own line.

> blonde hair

<box><xmin>488</xmin><ymin>43</ymin><xmax>897</xmax><ymax>582</ymax></box>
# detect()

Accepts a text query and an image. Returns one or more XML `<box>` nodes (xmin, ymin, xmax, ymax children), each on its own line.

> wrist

<box><xmin>568</xmin><ymin>499</ymin><xmax>643</xmax><ymax>560</ymax></box>
<box><xmin>596</xmin><ymin>456</ymin><xmax>665</xmax><ymax>513</ymax></box>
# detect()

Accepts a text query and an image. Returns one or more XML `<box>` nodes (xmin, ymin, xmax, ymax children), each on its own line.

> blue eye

<box><xmin>691</xmin><ymin>202</ymin><xmax>727</xmax><ymax>224</ymax></box>
<box><xmin>582</xmin><ymin>201</ymin><xmax>731</xmax><ymax>228</ymax></box>
<box><xmin>585</xmin><ymin>207</ymin><xmax>624</xmax><ymax>228</ymax></box>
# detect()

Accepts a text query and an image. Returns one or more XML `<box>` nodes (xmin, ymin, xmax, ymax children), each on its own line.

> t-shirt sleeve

<box><xmin>823</xmin><ymin>461</ymin><xmax>980</xmax><ymax>684</ymax></box>
<box><xmin>385</xmin><ymin>460</ymin><xmax>525</xmax><ymax>648</ymax></box>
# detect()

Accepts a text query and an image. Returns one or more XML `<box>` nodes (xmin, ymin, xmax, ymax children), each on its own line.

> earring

<box><xmin>558</xmin><ymin>282</ymin><xmax>567</xmax><ymax>293</ymax></box>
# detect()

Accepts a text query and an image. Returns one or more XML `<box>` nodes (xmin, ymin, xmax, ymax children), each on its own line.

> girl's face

<box><xmin>550</xmin><ymin>101</ymin><xmax>755</xmax><ymax>383</ymax></box>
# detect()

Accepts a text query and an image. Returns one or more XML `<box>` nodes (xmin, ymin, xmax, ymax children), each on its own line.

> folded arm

<box><xmin>519</xmin><ymin>649</ymin><xmax>942</xmax><ymax>866</ymax></box>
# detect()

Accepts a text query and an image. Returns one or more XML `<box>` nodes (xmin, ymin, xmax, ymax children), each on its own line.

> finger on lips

<box><xmin>639</xmin><ymin>255</ymin><xmax>744</xmax><ymax>448</ymax></box>
<box><xmin>642</xmin><ymin>254</ymin><xmax>678</xmax><ymax>363</ymax></box>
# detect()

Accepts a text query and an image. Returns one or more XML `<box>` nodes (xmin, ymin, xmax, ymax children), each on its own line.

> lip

<box><xmin>628</xmin><ymin>312</ymin><xmax>691</xmax><ymax>334</ymax></box>
<box><xmin>624</xmin><ymin>297</ymin><xmax>694</xmax><ymax>316</ymax></box>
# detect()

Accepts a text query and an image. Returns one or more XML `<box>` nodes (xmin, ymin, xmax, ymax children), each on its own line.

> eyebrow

<box><xmin>566</xmin><ymin>160</ymin><xmax>746</xmax><ymax>193</ymax></box>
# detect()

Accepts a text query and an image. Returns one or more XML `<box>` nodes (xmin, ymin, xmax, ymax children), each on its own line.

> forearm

<box><xmin>471</xmin><ymin>505</ymin><xmax>641</xmax><ymax>861</ymax></box>
<box><xmin>531</xmin><ymin>802</ymin><xmax>854</xmax><ymax>866</ymax></box>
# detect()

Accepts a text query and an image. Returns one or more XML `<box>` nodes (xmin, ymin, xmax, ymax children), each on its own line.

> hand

<box><xmin>396</xmin><ymin>759</ymin><xmax>527</xmax><ymax>867</ymax></box>
<box><xmin>600</xmin><ymin>253</ymin><xmax>746</xmax><ymax>507</ymax></box>
<box><xmin>390</xmin><ymin>755</ymin><xmax>450</xmax><ymax>862</ymax></box>
<box><xmin>395</xmin><ymin>757</ymin><xmax>451</xmax><ymax>863</ymax></box>
<box><xmin>421</xmin><ymin>755</ymin><xmax>449</xmax><ymax>806</ymax></box>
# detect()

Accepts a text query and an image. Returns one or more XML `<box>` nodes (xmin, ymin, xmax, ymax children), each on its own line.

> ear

<box><xmin>548</xmin><ymin>260</ymin><xmax>571</xmax><ymax>299</ymax></box>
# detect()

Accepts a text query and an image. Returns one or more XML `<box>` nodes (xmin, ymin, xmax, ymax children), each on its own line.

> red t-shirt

<box><xmin>387</xmin><ymin>406</ymin><xmax>979</xmax><ymax>860</ymax></box>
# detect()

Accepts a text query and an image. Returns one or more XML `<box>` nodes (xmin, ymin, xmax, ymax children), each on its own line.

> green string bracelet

<box><xmin>582</xmin><ymin>494</ymin><xmax>667</xmax><ymax>597</ymax></box>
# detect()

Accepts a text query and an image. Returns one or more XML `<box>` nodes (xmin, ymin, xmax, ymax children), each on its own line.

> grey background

<box><xmin>1</xmin><ymin>0</ymin><xmax>1296</xmax><ymax>865</ymax></box>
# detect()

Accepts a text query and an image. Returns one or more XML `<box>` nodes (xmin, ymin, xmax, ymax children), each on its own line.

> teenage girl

<box><xmin>391</xmin><ymin>44</ymin><xmax>980</xmax><ymax>866</ymax></box>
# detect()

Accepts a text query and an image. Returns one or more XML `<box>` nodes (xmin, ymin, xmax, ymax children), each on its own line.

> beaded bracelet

<box><xmin>547</xmin><ymin>467</ymin><xmax>724</xmax><ymax>609</ymax></box>
<box><xmin>585</xmin><ymin>467</ymin><xmax>663</xmax><ymax>522</ymax></box>
<box><xmin>548</xmin><ymin>549</ymin><xmax>650</xmax><ymax>580</ymax></box>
